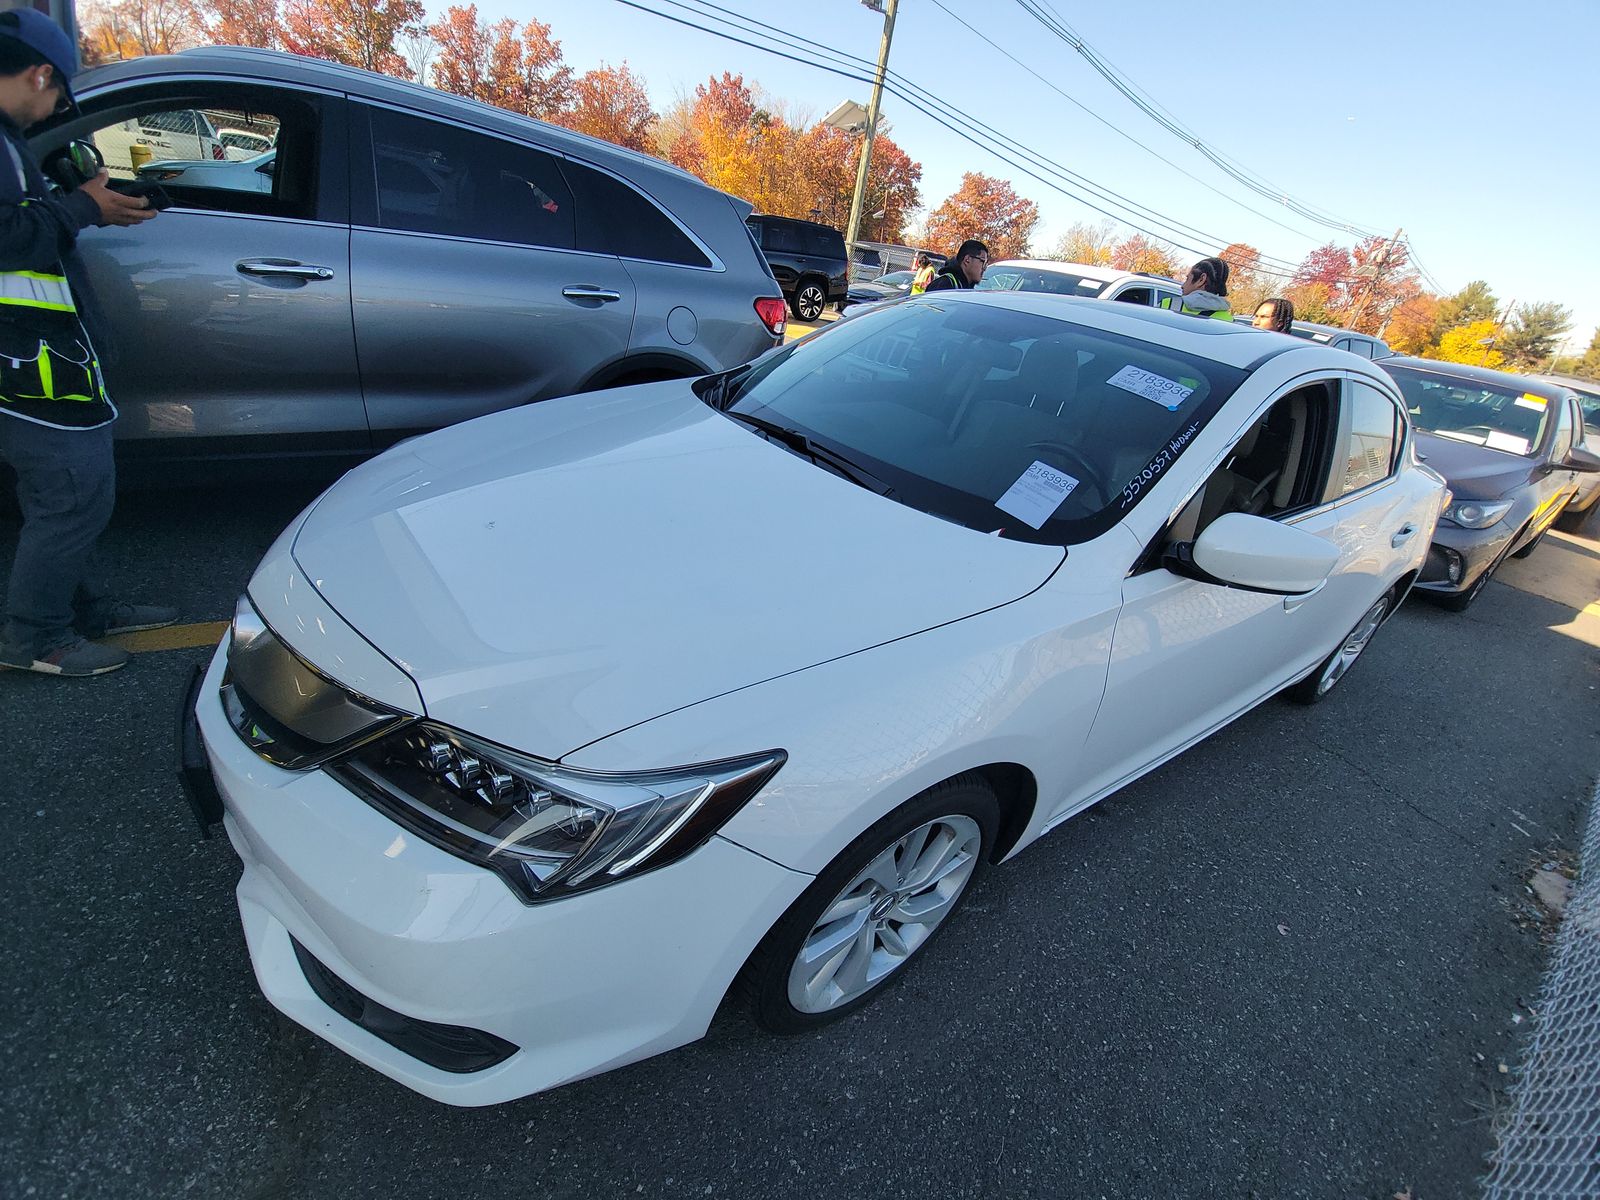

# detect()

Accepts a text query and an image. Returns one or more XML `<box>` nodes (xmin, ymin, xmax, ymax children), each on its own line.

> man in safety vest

<box><xmin>909</xmin><ymin>251</ymin><xmax>936</xmax><ymax>296</ymax></box>
<box><xmin>0</xmin><ymin>10</ymin><xmax>173</xmax><ymax>677</ymax></box>
<box><xmin>1159</xmin><ymin>256</ymin><xmax>1233</xmax><ymax>321</ymax></box>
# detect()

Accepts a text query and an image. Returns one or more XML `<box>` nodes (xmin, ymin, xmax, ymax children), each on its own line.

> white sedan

<box><xmin>190</xmin><ymin>293</ymin><xmax>1445</xmax><ymax>1105</ymax></box>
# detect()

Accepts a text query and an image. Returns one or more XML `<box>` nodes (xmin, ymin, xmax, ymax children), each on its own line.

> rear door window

<box><xmin>804</xmin><ymin>225</ymin><xmax>845</xmax><ymax>259</ymax></box>
<box><xmin>364</xmin><ymin>106</ymin><xmax>575</xmax><ymax>250</ymax></box>
<box><xmin>761</xmin><ymin>221</ymin><xmax>805</xmax><ymax>255</ymax></box>
<box><xmin>562</xmin><ymin>159</ymin><xmax>709</xmax><ymax>267</ymax></box>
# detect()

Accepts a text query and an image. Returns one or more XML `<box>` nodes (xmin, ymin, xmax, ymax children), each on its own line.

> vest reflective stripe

<box><xmin>0</xmin><ymin>269</ymin><xmax>76</xmax><ymax>313</ymax></box>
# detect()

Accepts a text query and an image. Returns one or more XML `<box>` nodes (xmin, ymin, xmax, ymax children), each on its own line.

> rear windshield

<box><xmin>706</xmin><ymin>298</ymin><xmax>1246</xmax><ymax>545</ymax></box>
<box><xmin>977</xmin><ymin>268</ymin><xmax>1108</xmax><ymax>298</ymax></box>
<box><xmin>1386</xmin><ymin>364</ymin><xmax>1552</xmax><ymax>458</ymax></box>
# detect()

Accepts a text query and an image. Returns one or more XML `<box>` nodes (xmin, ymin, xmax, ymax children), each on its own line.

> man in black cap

<box><xmin>0</xmin><ymin>8</ymin><xmax>173</xmax><ymax>677</ymax></box>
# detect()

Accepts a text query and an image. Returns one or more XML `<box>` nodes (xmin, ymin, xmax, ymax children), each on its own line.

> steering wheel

<box><xmin>1022</xmin><ymin>440</ymin><xmax>1109</xmax><ymax>508</ymax></box>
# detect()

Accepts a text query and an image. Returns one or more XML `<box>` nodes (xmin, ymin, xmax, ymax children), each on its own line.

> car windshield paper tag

<box><xmin>1106</xmin><ymin>365</ymin><xmax>1194</xmax><ymax>411</ymax></box>
<box><xmin>1485</xmin><ymin>431</ymin><xmax>1531</xmax><ymax>454</ymax></box>
<box><xmin>1515</xmin><ymin>393</ymin><xmax>1547</xmax><ymax>411</ymax></box>
<box><xmin>996</xmin><ymin>461</ymin><xmax>1079</xmax><ymax>529</ymax></box>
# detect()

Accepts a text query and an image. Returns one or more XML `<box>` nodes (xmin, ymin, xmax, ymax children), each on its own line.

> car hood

<box><xmin>1414</xmin><ymin>431</ymin><xmax>1536</xmax><ymax>498</ymax></box>
<box><xmin>290</xmin><ymin>383</ymin><xmax>1064</xmax><ymax>758</ymax></box>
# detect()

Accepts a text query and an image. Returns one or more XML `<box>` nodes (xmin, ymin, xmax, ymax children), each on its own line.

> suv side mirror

<box><xmin>1166</xmin><ymin>512</ymin><xmax>1339</xmax><ymax>595</ymax></box>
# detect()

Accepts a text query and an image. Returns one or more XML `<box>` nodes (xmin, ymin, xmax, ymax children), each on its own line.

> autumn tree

<box><xmin>1429</xmin><ymin>280</ymin><xmax>1498</xmax><ymax>352</ymax></box>
<box><xmin>1047</xmin><ymin>220</ymin><xmax>1116</xmax><ymax>266</ymax></box>
<box><xmin>558</xmin><ymin>63</ymin><xmax>655</xmax><ymax>153</ymax></box>
<box><xmin>924</xmin><ymin>173</ymin><xmax>1038</xmax><ymax>261</ymax></box>
<box><xmin>1219</xmin><ymin>242</ymin><xmax>1272</xmax><ymax>316</ymax></box>
<box><xmin>1383</xmin><ymin>292</ymin><xmax>1440</xmax><ymax>357</ymax></box>
<box><xmin>1429</xmin><ymin>319</ymin><xmax>1504</xmax><ymax>369</ymax></box>
<box><xmin>1343</xmin><ymin>234</ymin><xmax>1417</xmax><ymax>335</ymax></box>
<box><xmin>281</xmin><ymin>0</ymin><xmax>423</xmax><ymax>76</ymax></box>
<box><xmin>1497</xmin><ymin>301</ymin><xmax>1571</xmax><ymax>371</ymax></box>
<box><xmin>80</xmin><ymin>0</ymin><xmax>199</xmax><ymax>62</ymax></box>
<box><xmin>788</xmin><ymin>122</ymin><xmax>919</xmax><ymax>244</ymax></box>
<box><xmin>203</xmin><ymin>0</ymin><xmax>278</xmax><ymax>47</ymax></box>
<box><xmin>1288</xmin><ymin>242</ymin><xmax>1352</xmax><ymax>318</ymax></box>
<box><xmin>1109</xmin><ymin>233</ymin><xmax>1179</xmax><ymax>277</ymax></box>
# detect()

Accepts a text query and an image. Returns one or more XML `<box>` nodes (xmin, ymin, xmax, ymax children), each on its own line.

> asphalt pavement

<box><xmin>2</xmin><ymin>481</ymin><xmax>1597</xmax><ymax>1200</ymax></box>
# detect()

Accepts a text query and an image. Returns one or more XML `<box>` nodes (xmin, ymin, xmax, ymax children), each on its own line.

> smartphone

<box><xmin>107</xmin><ymin>180</ymin><xmax>173</xmax><ymax>211</ymax></box>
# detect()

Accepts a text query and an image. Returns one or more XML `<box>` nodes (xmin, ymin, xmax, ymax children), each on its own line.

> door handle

<box><xmin>1283</xmin><ymin>581</ymin><xmax>1326</xmax><ymax>613</ymax></box>
<box><xmin>237</xmin><ymin>259</ymin><xmax>335</xmax><ymax>281</ymax></box>
<box><xmin>562</xmin><ymin>285</ymin><xmax>623</xmax><ymax>302</ymax></box>
<box><xmin>1391</xmin><ymin>522</ymin><xmax>1418</xmax><ymax>548</ymax></box>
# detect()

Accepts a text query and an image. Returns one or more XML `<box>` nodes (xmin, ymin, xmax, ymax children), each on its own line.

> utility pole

<box><xmin>1346</xmin><ymin>227</ymin><xmax>1402</xmax><ymax>332</ymax></box>
<box><xmin>1483</xmin><ymin>299</ymin><xmax>1516</xmax><ymax>365</ymax></box>
<box><xmin>844</xmin><ymin>0</ymin><xmax>898</xmax><ymax>258</ymax></box>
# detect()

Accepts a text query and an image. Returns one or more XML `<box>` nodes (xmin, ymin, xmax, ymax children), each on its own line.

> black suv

<box><xmin>746</xmin><ymin>214</ymin><xmax>849</xmax><ymax>321</ymax></box>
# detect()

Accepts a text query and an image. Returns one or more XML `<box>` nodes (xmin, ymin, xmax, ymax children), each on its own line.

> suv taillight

<box><xmin>754</xmin><ymin>297</ymin><xmax>786</xmax><ymax>338</ymax></box>
<box><xmin>212</xmin><ymin>145</ymin><xmax>225</xmax><ymax>160</ymax></box>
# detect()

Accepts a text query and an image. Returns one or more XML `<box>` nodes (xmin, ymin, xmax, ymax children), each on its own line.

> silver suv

<box><xmin>35</xmin><ymin>49</ymin><xmax>784</xmax><ymax>467</ymax></box>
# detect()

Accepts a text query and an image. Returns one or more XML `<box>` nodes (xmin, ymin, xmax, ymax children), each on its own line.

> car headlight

<box><xmin>1442</xmin><ymin>498</ymin><xmax>1513</xmax><ymax>529</ymax></box>
<box><xmin>328</xmin><ymin>723</ymin><xmax>784</xmax><ymax>904</ymax></box>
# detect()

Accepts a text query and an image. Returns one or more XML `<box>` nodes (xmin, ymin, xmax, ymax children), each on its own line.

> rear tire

<box><xmin>740</xmin><ymin>774</ymin><xmax>999</xmax><ymax>1034</ymax></box>
<box><xmin>790</xmin><ymin>279</ymin><xmax>827</xmax><ymax>322</ymax></box>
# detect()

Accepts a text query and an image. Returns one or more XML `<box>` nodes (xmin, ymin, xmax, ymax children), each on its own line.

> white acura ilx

<box><xmin>188</xmin><ymin>293</ymin><xmax>1445</xmax><ymax>1105</ymax></box>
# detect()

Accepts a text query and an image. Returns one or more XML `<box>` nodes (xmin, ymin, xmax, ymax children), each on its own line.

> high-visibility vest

<box><xmin>910</xmin><ymin>264</ymin><xmax>936</xmax><ymax>296</ymax></box>
<box><xmin>1160</xmin><ymin>295</ymin><xmax>1233</xmax><ymax>321</ymax></box>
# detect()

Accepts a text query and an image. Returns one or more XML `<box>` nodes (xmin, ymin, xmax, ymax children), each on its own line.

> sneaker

<box><xmin>92</xmin><ymin>602</ymin><xmax>181</xmax><ymax>637</ymax></box>
<box><xmin>0</xmin><ymin>636</ymin><xmax>129</xmax><ymax>677</ymax></box>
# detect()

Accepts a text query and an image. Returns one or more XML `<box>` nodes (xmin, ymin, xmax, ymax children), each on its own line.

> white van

<box><xmin>217</xmin><ymin>127</ymin><xmax>275</xmax><ymax>161</ymax></box>
<box><xmin>94</xmin><ymin>108</ymin><xmax>227</xmax><ymax>178</ymax></box>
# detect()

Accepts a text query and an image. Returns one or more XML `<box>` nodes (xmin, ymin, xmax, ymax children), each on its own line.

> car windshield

<box><xmin>1387</xmin><ymin>364</ymin><xmax>1551</xmax><ymax>457</ymax></box>
<box><xmin>977</xmin><ymin>268</ymin><xmax>1108</xmax><ymax>298</ymax></box>
<box><xmin>876</xmin><ymin>271</ymin><xmax>915</xmax><ymax>286</ymax></box>
<box><xmin>704</xmin><ymin>298</ymin><xmax>1246</xmax><ymax>545</ymax></box>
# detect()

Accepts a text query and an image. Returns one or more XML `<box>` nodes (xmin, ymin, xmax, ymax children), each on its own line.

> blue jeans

<box><xmin>0</xmin><ymin>416</ymin><xmax>114</xmax><ymax>653</ymax></box>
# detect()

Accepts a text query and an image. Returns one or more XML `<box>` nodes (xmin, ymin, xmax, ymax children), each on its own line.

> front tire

<box><xmin>790</xmin><ymin>279</ymin><xmax>827</xmax><ymax>322</ymax></box>
<box><xmin>1288</xmin><ymin>590</ymin><xmax>1392</xmax><ymax>705</ymax></box>
<box><xmin>742</xmin><ymin>775</ymin><xmax>999</xmax><ymax>1034</ymax></box>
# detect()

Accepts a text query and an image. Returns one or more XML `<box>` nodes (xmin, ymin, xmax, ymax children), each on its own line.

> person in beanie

<box><xmin>0</xmin><ymin>9</ymin><xmax>173</xmax><ymax>677</ymax></box>
<box><xmin>923</xmin><ymin>240</ymin><xmax>989</xmax><ymax>292</ymax></box>
<box><xmin>1159</xmin><ymin>256</ymin><xmax>1233</xmax><ymax>321</ymax></box>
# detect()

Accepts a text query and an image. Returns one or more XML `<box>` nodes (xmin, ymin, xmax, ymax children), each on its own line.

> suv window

<box><xmin>366</xmin><ymin>106</ymin><xmax>575</xmax><ymax>250</ymax></box>
<box><xmin>561</xmin><ymin>159</ymin><xmax>709</xmax><ymax>267</ymax></box>
<box><xmin>80</xmin><ymin>92</ymin><xmax>312</xmax><ymax>220</ymax></box>
<box><xmin>1341</xmin><ymin>381</ymin><xmax>1400</xmax><ymax>494</ymax></box>
<box><xmin>1113</xmin><ymin>286</ymin><xmax>1153</xmax><ymax>306</ymax></box>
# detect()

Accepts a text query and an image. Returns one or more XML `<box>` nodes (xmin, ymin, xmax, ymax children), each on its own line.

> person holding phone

<box><xmin>0</xmin><ymin>9</ymin><xmax>174</xmax><ymax>677</ymax></box>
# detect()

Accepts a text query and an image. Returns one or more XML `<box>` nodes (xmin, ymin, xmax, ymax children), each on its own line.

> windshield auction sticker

<box><xmin>996</xmin><ymin>460</ymin><xmax>1080</xmax><ymax>528</ymax></box>
<box><xmin>1106</xmin><ymin>365</ymin><xmax>1195</xmax><ymax>410</ymax></box>
<box><xmin>1515</xmin><ymin>393</ymin><xmax>1548</xmax><ymax>411</ymax></box>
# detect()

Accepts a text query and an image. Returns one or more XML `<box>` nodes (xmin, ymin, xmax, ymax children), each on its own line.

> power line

<box><xmin>923</xmin><ymin>0</ymin><xmax>1328</xmax><ymax>247</ymax></box>
<box><xmin>1010</xmin><ymin>0</ymin><xmax>1387</xmax><ymax>239</ymax></box>
<box><xmin>623</xmin><ymin>0</ymin><xmax>1312</xmax><ymax>275</ymax></box>
<box><xmin>669</xmin><ymin>0</ymin><xmax>1303</xmax><ymax>268</ymax></box>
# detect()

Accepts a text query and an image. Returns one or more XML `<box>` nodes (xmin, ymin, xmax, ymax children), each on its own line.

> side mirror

<box><xmin>1167</xmin><ymin>512</ymin><xmax>1340</xmax><ymax>595</ymax></box>
<box><xmin>1560</xmin><ymin>443</ymin><xmax>1600</xmax><ymax>474</ymax></box>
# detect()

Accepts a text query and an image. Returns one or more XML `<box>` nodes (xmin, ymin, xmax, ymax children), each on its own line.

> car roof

<box><xmin>1534</xmin><ymin>373</ymin><xmax>1600</xmax><ymax>400</ymax></box>
<box><xmin>76</xmin><ymin>47</ymin><xmax>711</xmax><ymax>190</ymax></box>
<box><xmin>985</xmin><ymin>259</ymin><xmax>1170</xmax><ymax>285</ymax></box>
<box><xmin>1291</xmin><ymin>320</ymin><xmax>1375</xmax><ymax>339</ymax></box>
<box><xmin>927</xmin><ymin>290</ymin><xmax>1348</xmax><ymax>371</ymax></box>
<box><xmin>748</xmin><ymin>214</ymin><xmax>843</xmax><ymax>234</ymax></box>
<box><xmin>1384</xmin><ymin>355</ymin><xmax>1576</xmax><ymax>400</ymax></box>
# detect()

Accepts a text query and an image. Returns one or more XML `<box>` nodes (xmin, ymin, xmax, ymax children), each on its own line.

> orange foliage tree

<box><xmin>80</xmin><ymin>0</ymin><xmax>199</xmax><ymax>62</ymax></box>
<box><xmin>558</xmin><ymin>63</ymin><xmax>656</xmax><ymax>153</ymax></box>
<box><xmin>203</xmin><ymin>0</ymin><xmax>278</xmax><ymax>47</ymax></box>
<box><xmin>429</xmin><ymin>7</ymin><xmax>571</xmax><ymax>120</ymax></box>
<box><xmin>924</xmin><ymin>172</ymin><xmax>1038</xmax><ymax>260</ymax></box>
<box><xmin>1110</xmin><ymin>233</ymin><xmax>1180</xmax><ymax>277</ymax></box>
<box><xmin>281</xmin><ymin>0</ymin><xmax>423</xmax><ymax>76</ymax></box>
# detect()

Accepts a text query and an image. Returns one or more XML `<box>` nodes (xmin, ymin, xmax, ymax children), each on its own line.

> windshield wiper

<box><xmin>724</xmin><ymin>411</ymin><xmax>896</xmax><ymax>497</ymax></box>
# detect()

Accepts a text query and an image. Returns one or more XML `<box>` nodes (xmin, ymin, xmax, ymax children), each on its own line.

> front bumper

<box><xmin>1414</xmin><ymin>520</ymin><xmax>1515</xmax><ymax>596</ymax></box>
<box><xmin>189</xmin><ymin>640</ymin><xmax>810</xmax><ymax>1106</ymax></box>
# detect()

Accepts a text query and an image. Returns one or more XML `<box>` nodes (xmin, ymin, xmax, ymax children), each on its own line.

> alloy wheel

<box><xmin>786</xmin><ymin>815</ymin><xmax>982</xmax><ymax>1014</ymax></box>
<box><xmin>1316</xmin><ymin>595</ymin><xmax>1389</xmax><ymax>697</ymax></box>
<box><xmin>797</xmin><ymin>284</ymin><xmax>825</xmax><ymax>321</ymax></box>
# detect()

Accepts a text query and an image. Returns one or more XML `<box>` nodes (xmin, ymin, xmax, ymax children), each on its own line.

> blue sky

<box><xmin>466</xmin><ymin>0</ymin><xmax>1598</xmax><ymax>351</ymax></box>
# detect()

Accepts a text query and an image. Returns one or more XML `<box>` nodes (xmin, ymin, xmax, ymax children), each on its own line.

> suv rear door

<box><xmin>61</xmin><ymin>84</ymin><xmax>364</xmax><ymax>459</ymax></box>
<box><xmin>349</xmin><ymin>104</ymin><xmax>637</xmax><ymax>440</ymax></box>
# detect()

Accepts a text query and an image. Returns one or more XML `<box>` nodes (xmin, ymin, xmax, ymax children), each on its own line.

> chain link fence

<box><xmin>1482</xmin><ymin>775</ymin><xmax>1600</xmax><ymax>1198</ymax></box>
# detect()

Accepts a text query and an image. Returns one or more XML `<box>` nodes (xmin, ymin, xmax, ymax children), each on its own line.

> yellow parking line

<box><xmin>107</xmin><ymin>620</ymin><xmax>228</xmax><ymax>654</ymax></box>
